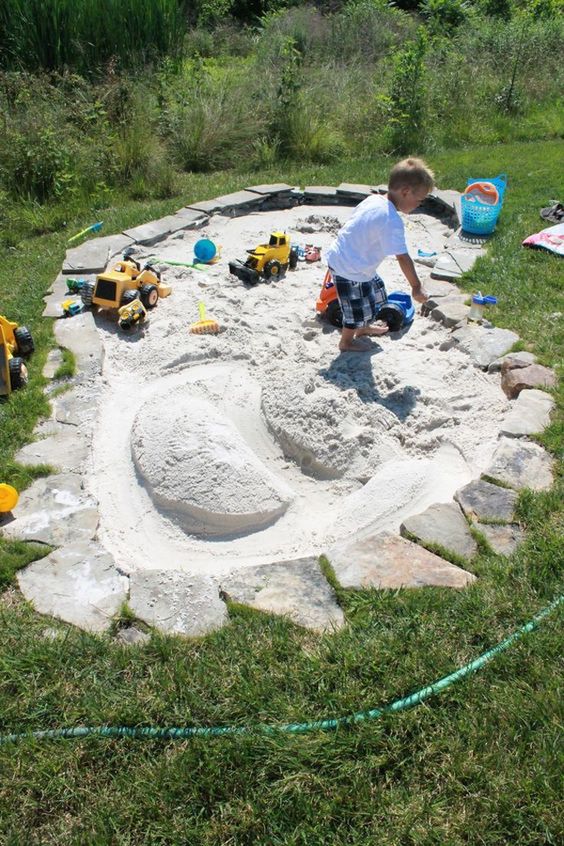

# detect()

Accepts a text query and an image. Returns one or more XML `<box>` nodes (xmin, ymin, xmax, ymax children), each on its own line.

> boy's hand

<box><xmin>411</xmin><ymin>284</ymin><xmax>428</xmax><ymax>304</ymax></box>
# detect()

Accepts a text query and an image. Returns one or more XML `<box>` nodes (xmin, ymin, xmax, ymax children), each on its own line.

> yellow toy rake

<box><xmin>190</xmin><ymin>302</ymin><xmax>220</xmax><ymax>335</ymax></box>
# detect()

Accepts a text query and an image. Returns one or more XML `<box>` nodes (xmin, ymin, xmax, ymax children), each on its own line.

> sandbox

<box><xmin>6</xmin><ymin>186</ymin><xmax>556</xmax><ymax>635</ymax></box>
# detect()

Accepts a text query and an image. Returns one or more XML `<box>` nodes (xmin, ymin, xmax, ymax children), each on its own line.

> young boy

<box><xmin>326</xmin><ymin>157</ymin><xmax>434</xmax><ymax>352</ymax></box>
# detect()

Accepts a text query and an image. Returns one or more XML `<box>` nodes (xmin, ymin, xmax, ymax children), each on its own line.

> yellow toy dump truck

<box><xmin>229</xmin><ymin>231</ymin><xmax>298</xmax><ymax>285</ymax></box>
<box><xmin>0</xmin><ymin>315</ymin><xmax>34</xmax><ymax>396</ymax></box>
<box><xmin>80</xmin><ymin>250</ymin><xmax>171</xmax><ymax>313</ymax></box>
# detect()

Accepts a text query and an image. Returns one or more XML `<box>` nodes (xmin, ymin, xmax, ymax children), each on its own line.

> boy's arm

<box><xmin>395</xmin><ymin>253</ymin><xmax>428</xmax><ymax>303</ymax></box>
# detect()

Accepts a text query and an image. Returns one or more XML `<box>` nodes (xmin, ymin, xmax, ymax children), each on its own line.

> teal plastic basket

<box><xmin>461</xmin><ymin>173</ymin><xmax>507</xmax><ymax>235</ymax></box>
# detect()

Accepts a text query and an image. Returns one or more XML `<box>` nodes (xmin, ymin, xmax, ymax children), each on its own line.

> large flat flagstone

<box><xmin>220</xmin><ymin>558</ymin><xmax>345</xmax><ymax>632</ymax></box>
<box><xmin>304</xmin><ymin>186</ymin><xmax>340</xmax><ymax>205</ymax></box>
<box><xmin>129</xmin><ymin>570</ymin><xmax>228</xmax><ymax>636</ymax></box>
<box><xmin>17</xmin><ymin>542</ymin><xmax>127</xmax><ymax>632</ymax></box>
<box><xmin>328</xmin><ymin>532</ymin><xmax>475</xmax><ymax>590</ymax></box>
<box><xmin>430</xmin><ymin>297</ymin><xmax>471</xmax><ymax>328</ymax></box>
<box><xmin>447</xmin><ymin>323</ymin><xmax>519</xmax><ymax>369</ymax></box>
<box><xmin>446</xmin><ymin>227</ymin><xmax>489</xmax><ymax>250</ymax></box>
<box><xmin>486</xmin><ymin>437</ymin><xmax>554</xmax><ymax>491</ymax></box>
<box><xmin>16</xmin><ymin>428</ymin><xmax>89</xmax><ymax>473</ymax></box>
<box><xmin>63</xmin><ymin>234</ymin><xmax>134</xmax><ymax>274</ymax></box>
<box><xmin>500</xmin><ymin>389</ymin><xmax>554</xmax><ymax>437</ymax></box>
<box><xmin>431</xmin><ymin>250</ymin><xmax>484</xmax><ymax>281</ymax></box>
<box><xmin>400</xmin><ymin>502</ymin><xmax>477</xmax><ymax>559</ymax></box>
<box><xmin>336</xmin><ymin>183</ymin><xmax>374</xmax><ymax>201</ymax></box>
<box><xmin>0</xmin><ymin>473</ymin><xmax>98</xmax><ymax>546</ymax></box>
<box><xmin>478</xmin><ymin>523</ymin><xmax>525</xmax><ymax>557</ymax></box>
<box><xmin>246</xmin><ymin>183</ymin><xmax>294</xmax><ymax>195</ymax></box>
<box><xmin>454</xmin><ymin>479</ymin><xmax>518</xmax><ymax>522</ymax></box>
<box><xmin>53</xmin><ymin>309</ymin><xmax>104</xmax><ymax>378</ymax></box>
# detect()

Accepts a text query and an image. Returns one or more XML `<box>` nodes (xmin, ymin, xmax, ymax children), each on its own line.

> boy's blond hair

<box><xmin>388</xmin><ymin>157</ymin><xmax>435</xmax><ymax>192</ymax></box>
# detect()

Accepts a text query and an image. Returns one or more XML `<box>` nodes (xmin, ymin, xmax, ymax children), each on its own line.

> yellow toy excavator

<box><xmin>229</xmin><ymin>231</ymin><xmax>298</xmax><ymax>285</ymax></box>
<box><xmin>0</xmin><ymin>315</ymin><xmax>34</xmax><ymax>396</ymax></box>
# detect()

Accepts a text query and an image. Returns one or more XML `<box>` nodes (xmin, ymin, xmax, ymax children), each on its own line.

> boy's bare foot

<box><xmin>339</xmin><ymin>338</ymin><xmax>372</xmax><ymax>352</ymax></box>
<box><xmin>356</xmin><ymin>321</ymin><xmax>389</xmax><ymax>337</ymax></box>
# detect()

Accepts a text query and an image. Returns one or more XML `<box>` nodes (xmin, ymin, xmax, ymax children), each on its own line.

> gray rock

<box><xmin>336</xmin><ymin>183</ymin><xmax>373</xmax><ymax>201</ymax></box>
<box><xmin>501</xmin><ymin>364</ymin><xmax>557</xmax><ymax>398</ymax></box>
<box><xmin>478</xmin><ymin>523</ymin><xmax>525</xmax><ymax>557</ymax></box>
<box><xmin>15</xmin><ymin>428</ymin><xmax>89</xmax><ymax>473</ymax></box>
<box><xmin>500</xmin><ymin>389</ymin><xmax>554</xmax><ymax>437</ymax></box>
<box><xmin>455</xmin><ymin>479</ymin><xmax>517</xmax><ymax>522</ymax></box>
<box><xmin>42</xmin><ymin>348</ymin><xmax>64</xmax><ymax>379</ymax></box>
<box><xmin>43</xmin><ymin>273</ymin><xmax>78</xmax><ymax>317</ymax></box>
<box><xmin>52</xmin><ymin>387</ymin><xmax>98</xmax><ymax>428</ymax></box>
<box><xmin>400</xmin><ymin>502</ymin><xmax>477</xmax><ymax>560</ymax></box>
<box><xmin>63</xmin><ymin>234</ymin><xmax>134</xmax><ymax>274</ymax></box>
<box><xmin>432</xmin><ymin>189</ymin><xmax>461</xmax><ymax>218</ymax></box>
<box><xmin>53</xmin><ymin>309</ymin><xmax>104</xmax><ymax>379</ymax></box>
<box><xmin>488</xmin><ymin>351</ymin><xmax>537</xmax><ymax>373</ymax></box>
<box><xmin>122</xmin><ymin>216</ymin><xmax>176</xmax><ymax>246</ymax></box>
<box><xmin>445</xmin><ymin>227</ymin><xmax>489</xmax><ymax>251</ymax></box>
<box><xmin>220</xmin><ymin>557</ymin><xmax>345</xmax><ymax>632</ymax></box>
<box><xmin>449</xmin><ymin>323</ymin><xmax>520</xmax><ymax>369</ymax></box>
<box><xmin>431</xmin><ymin>298</ymin><xmax>471</xmax><ymax>328</ymax></box>
<box><xmin>116</xmin><ymin>626</ymin><xmax>150</xmax><ymax>646</ymax></box>
<box><xmin>17</xmin><ymin>542</ymin><xmax>127</xmax><ymax>632</ymax></box>
<box><xmin>486</xmin><ymin>437</ymin><xmax>554</xmax><ymax>491</ymax></box>
<box><xmin>304</xmin><ymin>186</ymin><xmax>340</xmax><ymax>205</ymax></box>
<box><xmin>0</xmin><ymin>473</ymin><xmax>98</xmax><ymax>546</ymax></box>
<box><xmin>431</xmin><ymin>250</ymin><xmax>485</xmax><ymax>281</ymax></box>
<box><xmin>213</xmin><ymin>190</ymin><xmax>266</xmax><ymax>215</ymax></box>
<box><xmin>328</xmin><ymin>531</ymin><xmax>475</xmax><ymax>589</ymax></box>
<box><xmin>246</xmin><ymin>183</ymin><xmax>294</xmax><ymax>195</ymax></box>
<box><xmin>129</xmin><ymin>570</ymin><xmax>228</xmax><ymax>636</ymax></box>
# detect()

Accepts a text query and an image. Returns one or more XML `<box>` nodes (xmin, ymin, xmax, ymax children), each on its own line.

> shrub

<box><xmin>386</xmin><ymin>28</ymin><xmax>428</xmax><ymax>154</ymax></box>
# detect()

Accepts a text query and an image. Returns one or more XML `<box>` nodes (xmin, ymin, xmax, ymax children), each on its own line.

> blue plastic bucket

<box><xmin>461</xmin><ymin>173</ymin><xmax>507</xmax><ymax>236</ymax></box>
<box><xmin>194</xmin><ymin>239</ymin><xmax>217</xmax><ymax>263</ymax></box>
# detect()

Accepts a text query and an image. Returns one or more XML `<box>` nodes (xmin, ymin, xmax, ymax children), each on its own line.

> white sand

<box><xmin>86</xmin><ymin>206</ymin><xmax>509</xmax><ymax>576</ymax></box>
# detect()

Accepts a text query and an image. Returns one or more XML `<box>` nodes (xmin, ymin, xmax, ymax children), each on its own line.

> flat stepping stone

<box><xmin>455</xmin><ymin>479</ymin><xmax>518</xmax><ymax>522</ymax></box>
<box><xmin>478</xmin><ymin>523</ymin><xmax>525</xmax><ymax>557</ymax></box>
<box><xmin>220</xmin><ymin>558</ymin><xmax>345</xmax><ymax>632</ymax></box>
<box><xmin>400</xmin><ymin>502</ymin><xmax>477</xmax><ymax>560</ymax></box>
<box><xmin>0</xmin><ymin>473</ymin><xmax>98</xmax><ymax>546</ymax></box>
<box><xmin>43</xmin><ymin>348</ymin><xmax>64</xmax><ymax>379</ymax></box>
<box><xmin>336</xmin><ymin>183</ymin><xmax>374</xmax><ymax>201</ymax></box>
<box><xmin>445</xmin><ymin>227</ymin><xmax>489</xmax><ymax>250</ymax></box>
<box><xmin>431</xmin><ymin>250</ymin><xmax>484</xmax><ymax>280</ymax></box>
<box><xmin>17</xmin><ymin>542</ymin><xmax>127</xmax><ymax>632</ymax></box>
<box><xmin>63</xmin><ymin>234</ymin><xmax>134</xmax><ymax>274</ymax></box>
<box><xmin>486</xmin><ymin>437</ymin><xmax>554</xmax><ymax>491</ymax></box>
<box><xmin>304</xmin><ymin>186</ymin><xmax>340</xmax><ymax>205</ymax></box>
<box><xmin>430</xmin><ymin>297</ymin><xmax>471</xmax><ymax>328</ymax></box>
<box><xmin>53</xmin><ymin>310</ymin><xmax>104</xmax><ymax>379</ymax></box>
<box><xmin>129</xmin><ymin>570</ymin><xmax>228</xmax><ymax>636</ymax></box>
<box><xmin>123</xmin><ymin>209</ymin><xmax>205</xmax><ymax>246</ymax></box>
<box><xmin>16</xmin><ymin>429</ymin><xmax>89</xmax><ymax>473</ymax></box>
<box><xmin>246</xmin><ymin>183</ymin><xmax>294</xmax><ymax>195</ymax></box>
<box><xmin>446</xmin><ymin>323</ymin><xmax>519</xmax><ymax>369</ymax></box>
<box><xmin>500</xmin><ymin>389</ymin><xmax>554</xmax><ymax>437</ymax></box>
<box><xmin>328</xmin><ymin>531</ymin><xmax>475</xmax><ymax>590</ymax></box>
<box><xmin>501</xmin><ymin>364</ymin><xmax>556</xmax><ymax>398</ymax></box>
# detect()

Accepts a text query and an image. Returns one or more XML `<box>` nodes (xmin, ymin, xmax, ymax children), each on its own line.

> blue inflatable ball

<box><xmin>194</xmin><ymin>239</ymin><xmax>217</xmax><ymax>263</ymax></box>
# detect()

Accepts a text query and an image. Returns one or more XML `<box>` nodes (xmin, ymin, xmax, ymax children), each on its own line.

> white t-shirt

<box><xmin>326</xmin><ymin>195</ymin><xmax>408</xmax><ymax>282</ymax></box>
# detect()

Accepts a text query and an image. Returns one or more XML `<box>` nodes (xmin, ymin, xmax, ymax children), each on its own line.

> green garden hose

<box><xmin>1</xmin><ymin>595</ymin><xmax>561</xmax><ymax>746</ymax></box>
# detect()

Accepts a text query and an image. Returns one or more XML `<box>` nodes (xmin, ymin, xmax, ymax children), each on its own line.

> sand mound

<box><xmin>131</xmin><ymin>387</ymin><xmax>294</xmax><ymax>536</ymax></box>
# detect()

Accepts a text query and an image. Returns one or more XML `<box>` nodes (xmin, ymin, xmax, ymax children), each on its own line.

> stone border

<box><xmin>3</xmin><ymin>183</ymin><xmax>556</xmax><ymax>638</ymax></box>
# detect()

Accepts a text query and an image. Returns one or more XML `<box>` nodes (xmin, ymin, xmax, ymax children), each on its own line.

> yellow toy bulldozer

<box><xmin>80</xmin><ymin>250</ymin><xmax>171</xmax><ymax>313</ymax></box>
<box><xmin>0</xmin><ymin>315</ymin><xmax>34</xmax><ymax>396</ymax></box>
<box><xmin>229</xmin><ymin>231</ymin><xmax>298</xmax><ymax>285</ymax></box>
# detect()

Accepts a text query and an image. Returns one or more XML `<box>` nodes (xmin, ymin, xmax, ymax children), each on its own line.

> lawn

<box><xmin>0</xmin><ymin>139</ymin><xmax>562</xmax><ymax>845</ymax></box>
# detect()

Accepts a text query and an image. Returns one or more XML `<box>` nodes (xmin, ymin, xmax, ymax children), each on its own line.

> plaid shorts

<box><xmin>332</xmin><ymin>272</ymin><xmax>388</xmax><ymax>329</ymax></box>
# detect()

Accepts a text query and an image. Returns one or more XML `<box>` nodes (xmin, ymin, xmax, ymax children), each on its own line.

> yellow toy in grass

<box><xmin>190</xmin><ymin>302</ymin><xmax>220</xmax><ymax>335</ymax></box>
<box><xmin>0</xmin><ymin>484</ymin><xmax>19</xmax><ymax>512</ymax></box>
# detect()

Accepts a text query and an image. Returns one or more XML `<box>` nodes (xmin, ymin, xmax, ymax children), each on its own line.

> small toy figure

<box><xmin>61</xmin><ymin>299</ymin><xmax>83</xmax><ymax>318</ymax></box>
<box><xmin>118</xmin><ymin>298</ymin><xmax>147</xmax><ymax>332</ymax></box>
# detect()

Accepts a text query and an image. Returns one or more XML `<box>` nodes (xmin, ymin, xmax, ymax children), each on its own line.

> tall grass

<box><xmin>0</xmin><ymin>0</ymin><xmax>187</xmax><ymax>74</ymax></box>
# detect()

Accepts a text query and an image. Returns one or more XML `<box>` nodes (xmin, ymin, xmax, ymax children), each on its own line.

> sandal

<box><xmin>540</xmin><ymin>202</ymin><xmax>564</xmax><ymax>224</ymax></box>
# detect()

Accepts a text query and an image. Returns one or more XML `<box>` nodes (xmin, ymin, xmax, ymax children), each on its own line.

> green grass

<box><xmin>0</xmin><ymin>139</ymin><xmax>562</xmax><ymax>844</ymax></box>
